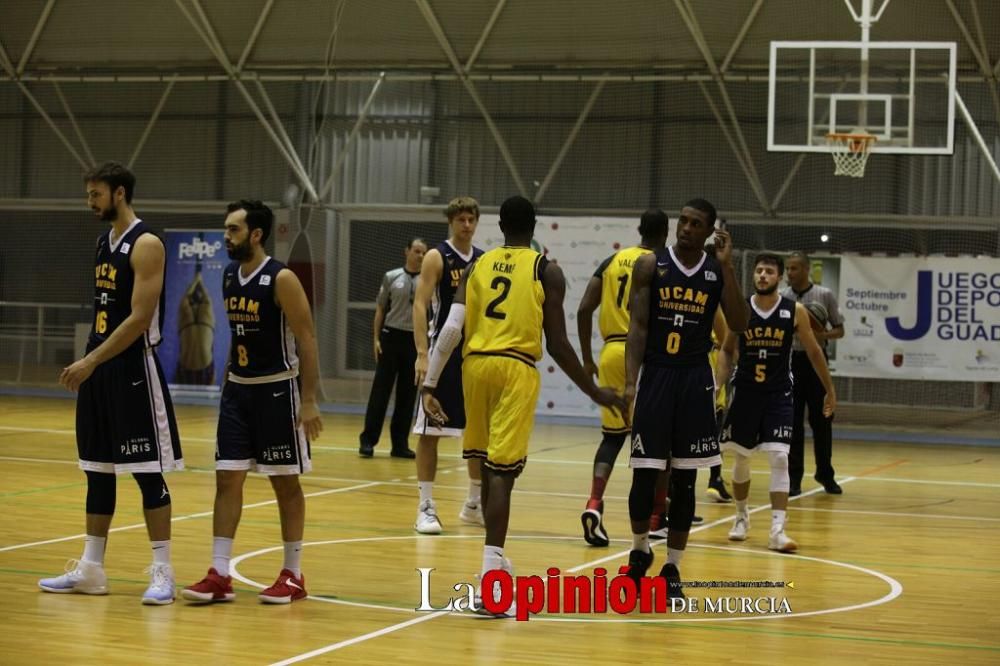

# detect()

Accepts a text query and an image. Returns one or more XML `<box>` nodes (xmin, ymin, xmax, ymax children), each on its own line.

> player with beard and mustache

<box><xmin>714</xmin><ymin>253</ymin><xmax>836</xmax><ymax>552</ymax></box>
<box><xmin>40</xmin><ymin>162</ymin><xmax>183</xmax><ymax>605</ymax></box>
<box><xmin>182</xmin><ymin>199</ymin><xmax>323</xmax><ymax>605</ymax></box>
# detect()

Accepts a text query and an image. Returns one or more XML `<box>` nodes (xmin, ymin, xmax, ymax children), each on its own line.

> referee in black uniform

<box><xmin>359</xmin><ymin>239</ymin><xmax>427</xmax><ymax>458</ymax></box>
<box><xmin>781</xmin><ymin>252</ymin><xmax>845</xmax><ymax>495</ymax></box>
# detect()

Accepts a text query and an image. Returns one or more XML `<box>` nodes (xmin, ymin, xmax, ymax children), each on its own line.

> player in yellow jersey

<box><xmin>706</xmin><ymin>302</ymin><xmax>735</xmax><ymax>503</ymax></box>
<box><xmin>577</xmin><ymin>209</ymin><xmax>669</xmax><ymax>546</ymax></box>
<box><xmin>420</xmin><ymin>196</ymin><xmax>624</xmax><ymax>617</ymax></box>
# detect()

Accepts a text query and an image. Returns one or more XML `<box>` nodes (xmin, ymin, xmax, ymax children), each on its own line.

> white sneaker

<box><xmin>142</xmin><ymin>563</ymin><xmax>176</xmax><ymax>605</ymax></box>
<box><xmin>474</xmin><ymin>558</ymin><xmax>516</xmax><ymax>618</ymax></box>
<box><xmin>39</xmin><ymin>559</ymin><xmax>108</xmax><ymax>595</ymax></box>
<box><xmin>459</xmin><ymin>500</ymin><xmax>485</xmax><ymax>526</ymax></box>
<box><xmin>768</xmin><ymin>526</ymin><xmax>798</xmax><ymax>553</ymax></box>
<box><xmin>728</xmin><ymin>514</ymin><xmax>749</xmax><ymax>541</ymax></box>
<box><xmin>415</xmin><ymin>499</ymin><xmax>443</xmax><ymax>534</ymax></box>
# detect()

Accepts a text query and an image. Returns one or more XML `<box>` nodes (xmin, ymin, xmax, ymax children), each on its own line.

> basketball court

<box><xmin>1</xmin><ymin>0</ymin><xmax>999</xmax><ymax>663</ymax></box>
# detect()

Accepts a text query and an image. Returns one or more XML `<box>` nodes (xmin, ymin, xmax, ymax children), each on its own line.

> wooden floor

<box><xmin>1</xmin><ymin>395</ymin><xmax>998</xmax><ymax>665</ymax></box>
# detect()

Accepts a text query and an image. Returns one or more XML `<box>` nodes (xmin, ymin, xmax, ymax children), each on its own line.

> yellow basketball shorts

<box><xmin>462</xmin><ymin>353</ymin><xmax>540</xmax><ymax>475</ymax></box>
<box><xmin>598</xmin><ymin>341</ymin><xmax>628</xmax><ymax>434</ymax></box>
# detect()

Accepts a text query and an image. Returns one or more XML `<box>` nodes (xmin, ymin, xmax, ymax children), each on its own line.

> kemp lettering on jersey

<box><xmin>733</xmin><ymin>295</ymin><xmax>795</xmax><ymax>391</ymax></box>
<box><xmin>464</xmin><ymin>247</ymin><xmax>546</xmax><ymax>365</ymax></box>
<box><xmin>645</xmin><ymin>246</ymin><xmax>723</xmax><ymax>367</ymax></box>
<box><xmin>430</xmin><ymin>240</ymin><xmax>484</xmax><ymax>338</ymax></box>
<box><xmin>595</xmin><ymin>246</ymin><xmax>652</xmax><ymax>343</ymax></box>
<box><xmin>89</xmin><ymin>219</ymin><xmax>164</xmax><ymax>353</ymax></box>
<box><xmin>224</xmin><ymin>257</ymin><xmax>299</xmax><ymax>380</ymax></box>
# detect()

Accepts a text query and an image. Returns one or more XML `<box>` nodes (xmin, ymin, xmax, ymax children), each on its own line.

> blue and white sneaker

<box><xmin>142</xmin><ymin>563</ymin><xmax>176</xmax><ymax>605</ymax></box>
<box><xmin>39</xmin><ymin>559</ymin><xmax>108</xmax><ymax>595</ymax></box>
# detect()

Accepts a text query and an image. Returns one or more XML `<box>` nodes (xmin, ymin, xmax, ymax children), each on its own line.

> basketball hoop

<box><xmin>826</xmin><ymin>131</ymin><xmax>876</xmax><ymax>178</ymax></box>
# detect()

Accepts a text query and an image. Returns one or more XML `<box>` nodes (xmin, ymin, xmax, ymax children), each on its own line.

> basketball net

<box><xmin>825</xmin><ymin>130</ymin><xmax>876</xmax><ymax>178</ymax></box>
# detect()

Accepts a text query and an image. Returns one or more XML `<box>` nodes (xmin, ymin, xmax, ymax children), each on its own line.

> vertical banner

<box><xmin>837</xmin><ymin>255</ymin><xmax>1000</xmax><ymax>381</ymax></box>
<box><xmin>481</xmin><ymin>215</ymin><xmax>667</xmax><ymax>418</ymax></box>
<box><xmin>161</xmin><ymin>230</ymin><xmax>230</xmax><ymax>392</ymax></box>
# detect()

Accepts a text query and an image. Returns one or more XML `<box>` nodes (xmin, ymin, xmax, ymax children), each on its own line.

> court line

<box><xmin>5</xmin><ymin>454</ymin><xmax>998</xmax><ymax>526</ymax></box>
<box><xmin>792</xmin><ymin>505</ymin><xmax>1000</xmax><ymax>522</ymax></box>
<box><xmin>0</xmin><ymin>455</ymin><xmax>77</xmax><ymax>465</ymax></box>
<box><xmin>269</xmin><ymin>611</ymin><xmax>450</xmax><ymax>666</ymax></box>
<box><xmin>4</xmin><ymin>425</ymin><xmax>999</xmax><ymax>487</ymax></box>
<box><xmin>233</xmin><ymin>535</ymin><xmax>904</xmax><ymax>626</ymax></box>
<box><xmin>0</xmin><ymin>480</ymin><xmax>382</xmax><ymax>554</ymax></box>
<box><xmin>565</xmin><ymin>480</ymin><xmax>850</xmax><ymax>574</ymax></box>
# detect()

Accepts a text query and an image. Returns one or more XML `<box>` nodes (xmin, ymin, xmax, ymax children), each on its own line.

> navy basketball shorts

<box><xmin>629</xmin><ymin>363</ymin><xmax>721</xmax><ymax>471</ymax></box>
<box><xmin>414</xmin><ymin>340</ymin><xmax>466</xmax><ymax>438</ymax></box>
<box><xmin>216</xmin><ymin>378</ymin><xmax>311</xmax><ymax>475</ymax></box>
<box><xmin>76</xmin><ymin>345</ymin><xmax>183</xmax><ymax>474</ymax></box>
<box><xmin>720</xmin><ymin>386</ymin><xmax>793</xmax><ymax>456</ymax></box>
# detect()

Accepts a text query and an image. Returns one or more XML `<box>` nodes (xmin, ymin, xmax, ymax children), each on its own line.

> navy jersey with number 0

<box><xmin>88</xmin><ymin>219</ymin><xmax>164</xmax><ymax>354</ymax></box>
<box><xmin>224</xmin><ymin>257</ymin><xmax>299</xmax><ymax>379</ymax></box>
<box><xmin>733</xmin><ymin>295</ymin><xmax>795</xmax><ymax>391</ymax></box>
<box><xmin>429</xmin><ymin>240</ymin><xmax>484</xmax><ymax>338</ymax></box>
<box><xmin>645</xmin><ymin>246</ymin><xmax>723</xmax><ymax>367</ymax></box>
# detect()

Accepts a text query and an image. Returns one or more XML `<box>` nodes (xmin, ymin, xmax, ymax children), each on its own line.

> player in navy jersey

<box><xmin>40</xmin><ymin>162</ymin><xmax>182</xmax><ymax>605</ymax></box>
<box><xmin>411</xmin><ymin>197</ymin><xmax>485</xmax><ymax>534</ymax></box>
<box><xmin>183</xmin><ymin>200</ymin><xmax>322</xmax><ymax>605</ymax></box>
<box><xmin>716</xmin><ymin>253</ymin><xmax>836</xmax><ymax>552</ymax></box>
<box><xmin>622</xmin><ymin>198</ymin><xmax>750</xmax><ymax>597</ymax></box>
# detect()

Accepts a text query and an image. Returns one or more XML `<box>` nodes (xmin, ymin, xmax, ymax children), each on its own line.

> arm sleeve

<box><xmin>422</xmin><ymin>303</ymin><xmax>465</xmax><ymax>389</ymax></box>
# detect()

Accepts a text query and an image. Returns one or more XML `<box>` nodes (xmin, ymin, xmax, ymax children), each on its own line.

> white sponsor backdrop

<box><xmin>478</xmin><ymin>214</ymin><xmax>677</xmax><ymax>418</ymax></box>
<box><xmin>836</xmin><ymin>256</ymin><xmax>1000</xmax><ymax>381</ymax></box>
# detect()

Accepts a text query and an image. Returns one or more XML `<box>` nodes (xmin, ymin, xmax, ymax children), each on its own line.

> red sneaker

<box><xmin>181</xmin><ymin>568</ymin><xmax>235</xmax><ymax>603</ymax></box>
<box><xmin>259</xmin><ymin>569</ymin><xmax>307</xmax><ymax>604</ymax></box>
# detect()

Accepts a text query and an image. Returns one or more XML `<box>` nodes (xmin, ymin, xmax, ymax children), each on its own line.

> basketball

<box><xmin>805</xmin><ymin>302</ymin><xmax>828</xmax><ymax>333</ymax></box>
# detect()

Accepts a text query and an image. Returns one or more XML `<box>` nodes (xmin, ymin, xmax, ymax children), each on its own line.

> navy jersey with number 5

<box><xmin>224</xmin><ymin>257</ymin><xmax>299</xmax><ymax>380</ymax></box>
<box><xmin>88</xmin><ymin>219</ymin><xmax>165</xmax><ymax>354</ymax></box>
<box><xmin>733</xmin><ymin>295</ymin><xmax>795</xmax><ymax>392</ymax></box>
<box><xmin>645</xmin><ymin>246</ymin><xmax>723</xmax><ymax>367</ymax></box>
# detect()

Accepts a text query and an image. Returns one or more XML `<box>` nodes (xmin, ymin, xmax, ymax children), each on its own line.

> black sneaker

<box><xmin>359</xmin><ymin>443</ymin><xmax>374</xmax><ymax>458</ymax></box>
<box><xmin>816</xmin><ymin>476</ymin><xmax>843</xmax><ymax>494</ymax></box>
<box><xmin>650</xmin><ymin>513</ymin><xmax>703</xmax><ymax>540</ymax></box>
<box><xmin>626</xmin><ymin>548</ymin><xmax>654</xmax><ymax>585</ymax></box>
<box><xmin>789</xmin><ymin>485</ymin><xmax>801</xmax><ymax>498</ymax></box>
<box><xmin>391</xmin><ymin>447</ymin><xmax>416</xmax><ymax>459</ymax></box>
<box><xmin>581</xmin><ymin>501</ymin><xmax>609</xmax><ymax>547</ymax></box>
<box><xmin>659</xmin><ymin>562</ymin><xmax>685</xmax><ymax>600</ymax></box>
<box><xmin>706</xmin><ymin>477</ymin><xmax>733</xmax><ymax>503</ymax></box>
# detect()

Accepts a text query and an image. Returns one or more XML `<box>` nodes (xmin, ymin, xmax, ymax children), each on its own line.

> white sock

<box><xmin>151</xmin><ymin>540</ymin><xmax>170</xmax><ymax>565</ymax></box>
<box><xmin>735</xmin><ymin>499</ymin><xmax>749</xmax><ymax>516</ymax></box>
<box><xmin>82</xmin><ymin>535</ymin><xmax>106</xmax><ymax>565</ymax></box>
<box><xmin>632</xmin><ymin>533</ymin><xmax>650</xmax><ymax>554</ymax></box>
<box><xmin>772</xmin><ymin>510</ymin><xmax>787</xmax><ymax>530</ymax></box>
<box><xmin>482</xmin><ymin>545</ymin><xmax>504</xmax><ymax>575</ymax></box>
<box><xmin>212</xmin><ymin>537</ymin><xmax>234</xmax><ymax>576</ymax></box>
<box><xmin>283</xmin><ymin>541</ymin><xmax>303</xmax><ymax>577</ymax></box>
<box><xmin>667</xmin><ymin>547</ymin><xmax>684</xmax><ymax>566</ymax></box>
<box><xmin>468</xmin><ymin>479</ymin><xmax>482</xmax><ymax>505</ymax></box>
<box><xmin>418</xmin><ymin>481</ymin><xmax>433</xmax><ymax>504</ymax></box>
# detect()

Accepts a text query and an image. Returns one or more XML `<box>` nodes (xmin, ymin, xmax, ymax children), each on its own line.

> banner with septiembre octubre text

<box><xmin>836</xmin><ymin>255</ymin><xmax>1000</xmax><ymax>381</ymax></box>
<box><xmin>160</xmin><ymin>230</ymin><xmax>230</xmax><ymax>392</ymax></box>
